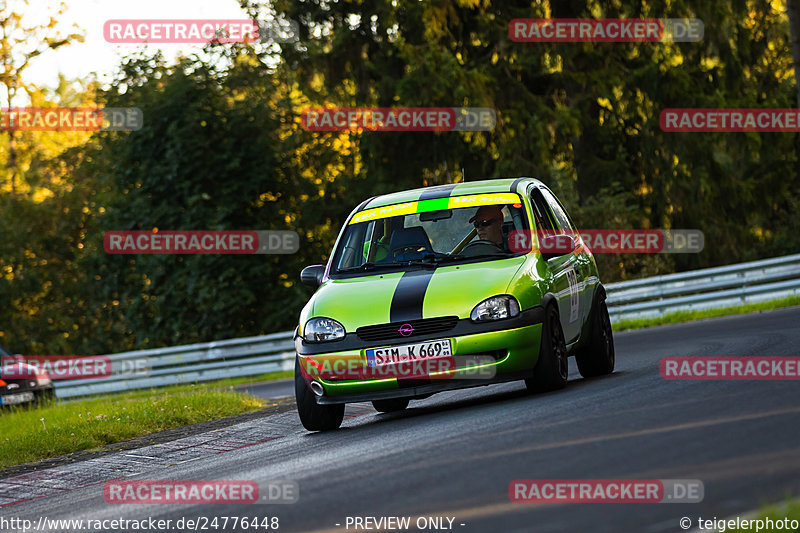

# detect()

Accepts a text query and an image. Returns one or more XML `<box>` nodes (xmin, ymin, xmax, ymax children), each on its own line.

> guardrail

<box><xmin>54</xmin><ymin>253</ymin><xmax>800</xmax><ymax>398</ymax></box>
<box><xmin>55</xmin><ymin>331</ymin><xmax>295</xmax><ymax>398</ymax></box>
<box><xmin>605</xmin><ymin>253</ymin><xmax>800</xmax><ymax>322</ymax></box>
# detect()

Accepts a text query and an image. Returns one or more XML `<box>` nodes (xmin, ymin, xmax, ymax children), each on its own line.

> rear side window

<box><xmin>540</xmin><ymin>188</ymin><xmax>575</xmax><ymax>232</ymax></box>
<box><xmin>529</xmin><ymin>188</ymin><xmax>555</xmax><ymax>231</ymax></box>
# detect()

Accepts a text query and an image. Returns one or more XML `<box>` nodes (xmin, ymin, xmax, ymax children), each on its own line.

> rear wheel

<box><xmin>294</xmin><ymin>359</ymin><xmax>344</xmax><ymax>431</ymax></box>
<box><xmin>575</xmin><ymin>296</ymin><xmax>615</xmax><ymax>378</ymax></box>
<box><xmin>372</xmin><ymin>398</ymin><xmax>410</xmax><ymax>413</ymax></box>
<box><xmin>525</xmin><ymin>304</ymin><xmax>568</xmax><ymax>393</ymax></box>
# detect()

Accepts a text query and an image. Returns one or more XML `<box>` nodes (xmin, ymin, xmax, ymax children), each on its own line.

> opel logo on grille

<box><xmin>398</xmin><ymin>324</ymin><xmax>415</xmax><ymax>336</ymax></box>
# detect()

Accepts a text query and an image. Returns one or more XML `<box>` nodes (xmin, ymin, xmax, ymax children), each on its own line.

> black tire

<box><xmin>294</xmin><ymin>359</ymin><xmax>344</xmax><ymax>431</ymax></box>
<box><xmin>372</xmin><ymin>398</ymin><xmax>410</xmax><ymax>413</ymax></box>
<box><xmin>575</xmin><ymin>295</ymin><xmax>615</xmax><ymax>378</ymax></box>
<box><xmin>525</xmin><ymin>304</ymin><xmax>568</xmax><ymax>393</ymax></box>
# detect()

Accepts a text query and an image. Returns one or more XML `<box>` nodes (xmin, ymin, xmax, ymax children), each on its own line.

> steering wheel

<box><xmin>461</xmin><ymin>240</ymin><xmax>503</xmax><ymax>256</ymax></box>
<box><xmin>392</xmin><ymin>244</ymin><xmax>425</xmax><ymax>258</ymax></box>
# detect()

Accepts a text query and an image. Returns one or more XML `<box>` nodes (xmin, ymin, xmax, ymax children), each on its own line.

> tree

<box><xmin>0</xmin><ymin>0</ymin><xmax>82</xmax><ymax>193</ymax></box>
<box><xmin>76</xmin><ymin>50</ymin><xmax>362</xmax><ymax>350</ymax></box>
<box><xmin>0</xmin><ymin>80</ymin><xmax>100</xmax><ymax>354</ymax></box>
<box><xmin>788</xmin><ymin>0</ymin><xmax>800</xmax><ymax>106</ymax></box>
<box><xmin>263</xmin><ymin>0</ymin><xmax>800</xmax><ymax>279</ymax></box>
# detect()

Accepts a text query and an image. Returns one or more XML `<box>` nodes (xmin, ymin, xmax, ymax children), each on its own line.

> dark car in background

<box><xmin>0</xmin><ymin>345</ymin><xmax>55</xmax><ymax>408</ymax></box>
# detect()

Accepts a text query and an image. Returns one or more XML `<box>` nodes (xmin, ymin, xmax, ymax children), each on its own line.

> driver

<box><xmin>468</xmin><ymin>205</ymin><xmax>505</xmax><ymax>247</ymax></box>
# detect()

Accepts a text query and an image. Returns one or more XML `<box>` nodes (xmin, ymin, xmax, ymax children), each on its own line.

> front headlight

<box><xmin>304</xmin><ymin>317</ymin><xmax>346</xmax><ymax>342</ymax></box>
<box><xmin>470</xmin><ymin>295</ymin><xmax>521</xmax><ymax>322</ymax></box>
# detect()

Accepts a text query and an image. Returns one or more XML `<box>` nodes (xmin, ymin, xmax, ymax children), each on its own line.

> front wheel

<box><xmin>295</xmin><ymin>359</ymin><xmax>344</xmax><ymax>431</ymax></box>
<box><xmin>525</xmin><ymin>304</ymin><xmax>568</xmax><ymax>393</ymax></box>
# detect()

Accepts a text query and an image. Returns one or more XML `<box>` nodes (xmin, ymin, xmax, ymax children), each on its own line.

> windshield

<box><xmin>331</xmin><ymin>194</ymin><xmax>530</xmax><ymax>275</ymax></box>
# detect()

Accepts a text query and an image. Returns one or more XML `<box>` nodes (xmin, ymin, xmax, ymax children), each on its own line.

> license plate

<box><xmin>0</xmin><ymin>392</ymin><xmax>35</xmax><ymax>405</ymax></box>
<box><xmin>366</xmin><ymin>339</ymin><xmax>452</xmax><ymax>367</ymax></box>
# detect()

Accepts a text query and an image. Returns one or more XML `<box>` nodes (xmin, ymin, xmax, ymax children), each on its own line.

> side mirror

<box><xmin>300</xmin><ymin>264</ymin><xmax>325</xmax><ymax>287</ymax></box>
<box><xmin>539</xmin><ymin>234</ymin><xmax>576</xmax><ymax>260</ymax></box>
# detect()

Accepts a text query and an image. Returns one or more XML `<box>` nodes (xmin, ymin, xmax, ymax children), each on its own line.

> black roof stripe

<box><xmin>355</xmin><ymin>196</ymin><xmax>376</xmax><ymax>211</ymax></box>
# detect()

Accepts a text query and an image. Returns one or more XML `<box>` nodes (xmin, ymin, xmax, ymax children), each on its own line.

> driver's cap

<box><xmin>468</xmin><ymin>205</ymin><xmax>504</xmax><ymax>223</ymax></box>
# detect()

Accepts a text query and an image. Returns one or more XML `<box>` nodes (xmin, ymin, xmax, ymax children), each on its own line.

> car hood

<box><xmin>301</xmin><ymin>256</ymin><xmax>527</xmax><ymax>332</ymax></box>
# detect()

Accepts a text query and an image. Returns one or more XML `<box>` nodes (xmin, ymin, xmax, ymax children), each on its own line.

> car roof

<box><xmin>361</xmin><ymin>177</ymin><xmax>546</xmax><ymax>209</ymax></box>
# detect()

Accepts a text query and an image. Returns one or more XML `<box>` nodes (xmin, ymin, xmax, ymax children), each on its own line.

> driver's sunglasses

<box><xmin>473</xmin><ymin>218</ymin><xmax>501</xmax><ymax>228</ymax></box>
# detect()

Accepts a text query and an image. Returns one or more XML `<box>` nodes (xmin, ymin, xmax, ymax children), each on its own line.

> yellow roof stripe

<box><xmin>348</xmin><ymin>193</ymin><xmax>521</xmax><ymax>225</ymax></box>
<box><xmin>350</xmin><ymin>202</ymin><xmax>418</xmax><ymax>224</ymax></box>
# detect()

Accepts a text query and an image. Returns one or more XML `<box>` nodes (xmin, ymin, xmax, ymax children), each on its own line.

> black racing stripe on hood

<box><xmin>390</xmin><ymin>270</ymin><xmax>434</xmax><ymax>323</ymax></box>
<box><xmin>418</xmin><ymin>184</ymin><xmax>457</xmax><ymax>201</ymax></box>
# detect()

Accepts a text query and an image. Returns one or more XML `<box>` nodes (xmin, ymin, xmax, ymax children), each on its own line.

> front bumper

<box><xmin>296</xmin><ymin>307</ymin><xmax>544</xmax><ymax>404</ymax></box>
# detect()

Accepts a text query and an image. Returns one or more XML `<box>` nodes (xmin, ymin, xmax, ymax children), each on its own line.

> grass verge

<box><xmin>612</xmin><ymin>295</ymin><xmax>800</xmax><ymax>331</ymax></box>
<box><xmin>0</xmin><ymin>384</ymin><xmax>265</xmax><ymax>469</ymax></box>
<box><xmin>206</xmin><ymin>370</ymin><xmax>293</xmax><ymax>388</ymax></box>
<box><xmin>729</xmin><ymin>497</ymin><xmax>800</xmax><ymax>531</ymax></box>
<box><xmin>72</xmin><ymin>369</ymin><xmax>294</xmax><ymax>402</ymax></box>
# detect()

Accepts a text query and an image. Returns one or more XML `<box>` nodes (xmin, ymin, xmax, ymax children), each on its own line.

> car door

<box><xmin>539</xmin><ymin>187</ymin><xmax>594</xmax><ymax>342</ymax></box>
<box><xmin>529</xmin><ymin>187</ymin><xmax>581</xmax><ymax>343</ymax></box>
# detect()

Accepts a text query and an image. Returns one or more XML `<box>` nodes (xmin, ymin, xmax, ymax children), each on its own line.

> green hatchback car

<box><xmin>295</xmin><ymin>178</ymin><xmax>614</xmax><ymax>431</ymax></box>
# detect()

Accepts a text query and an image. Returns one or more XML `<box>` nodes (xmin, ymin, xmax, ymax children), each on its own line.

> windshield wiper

<box><xmin>341</xmin><ymin>252</ymin><xmax>514</xmax><ymax>273</ymax></box>
<box><xmin>415</xmin><ymin>254</ymin><xmax>463</xmax><ymax>264</ymax></box>
<box><xmin>435</xmin><ymin>252</ymin><xmax>513</xmax><ymax>264</ymax></box>
<box><xmin>400</xmin><ymin>259</ymin><xmax>438</xmax><ymax>269</ymax></box>
<box><xmin>340</xmin><ymin>261</ymin><xmax>407</xmax><ymax>272</ymax></box>
<box><xmin>434</xmin><ymin>254</ymin><xmax>465</xmax><ymax>263</ymax></box>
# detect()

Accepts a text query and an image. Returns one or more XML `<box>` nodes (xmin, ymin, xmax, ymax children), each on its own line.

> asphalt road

<box><xmin>234</xmin><ymin>379</ymin><xmax>293</xmax><ymax>400</ymax></box>
<box><xmin>4</xmin><ymin>307</ymin><xmax>800</xmax><ymax>533</ymax></box>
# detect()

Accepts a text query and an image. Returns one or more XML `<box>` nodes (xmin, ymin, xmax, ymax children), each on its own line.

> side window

<box><xmin>529</xmin><ymin>188</ymin><xmax>555</xmax><ymax>231</ymax></box>
<box><xmin>540</xmin><ymin>189</ymin><xmax>575</xmax><ymax>232</ymax></box>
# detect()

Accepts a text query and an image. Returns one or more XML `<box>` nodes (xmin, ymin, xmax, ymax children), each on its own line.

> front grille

<box><xmin>356</xmin><ymin>316</ymin><xmax>459</xmax><ymax>342</ymax></box>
